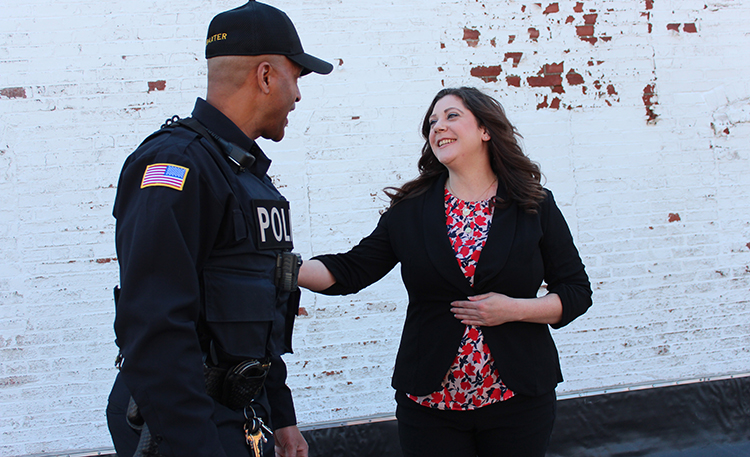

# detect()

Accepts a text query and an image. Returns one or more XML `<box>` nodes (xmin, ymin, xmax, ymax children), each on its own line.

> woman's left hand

<box><xmin>450</xmin><ymin>292</ymin><xmax>520</xmax><ymax>327</ymax></box>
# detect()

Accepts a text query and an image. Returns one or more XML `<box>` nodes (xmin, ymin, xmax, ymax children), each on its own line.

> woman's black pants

<box><xmin>395</xmin><ymin>390</ymin><xmax>556</xmax><ymax>457</ymax></box>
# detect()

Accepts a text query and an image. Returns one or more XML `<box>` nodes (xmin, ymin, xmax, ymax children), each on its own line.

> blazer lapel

<box><xmin>423</xmin><ymin>173</ymin><xmax>475</xmax><ymax>295</ymax></box>
<box><xmin>473</xmin><ymin>183</ymin><xmax>517</xmax><ymax>291</ymax></box>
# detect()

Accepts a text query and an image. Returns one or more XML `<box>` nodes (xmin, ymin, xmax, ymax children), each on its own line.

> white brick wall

<box><xmin>1</xmin><ymin>0</ymin><xmax>749</xmax><ymax>455</ymax></box>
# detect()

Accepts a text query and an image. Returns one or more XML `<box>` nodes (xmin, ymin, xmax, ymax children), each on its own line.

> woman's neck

<box><xmin>446</xmin><ymin>168</ymin><xmax>497</xmax><ymax>202</ymax></box>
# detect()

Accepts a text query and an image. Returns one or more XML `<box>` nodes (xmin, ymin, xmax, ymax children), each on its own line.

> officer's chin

<box><xmin>261</xmin><ymin>125</ymin><xmax>286</xmax><ymax>143</ymax></box>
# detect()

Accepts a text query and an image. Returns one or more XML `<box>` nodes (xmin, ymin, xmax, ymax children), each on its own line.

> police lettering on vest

<box><xmin>252</xmin><ymin>200</ymin><xmax>293</xmax><ymax>250</ymax></box>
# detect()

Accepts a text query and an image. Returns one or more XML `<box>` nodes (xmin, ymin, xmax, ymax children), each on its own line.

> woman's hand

<box><xmin>451</xmin><ymin>292</ymin><xmax>563</xmax><ymax>327</ymax></box>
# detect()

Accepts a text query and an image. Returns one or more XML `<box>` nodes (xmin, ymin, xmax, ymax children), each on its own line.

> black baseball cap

<box><xmin>205</xmin><ymin>1</ymin><xmax>333</xmax><ymax>76</ymax></box>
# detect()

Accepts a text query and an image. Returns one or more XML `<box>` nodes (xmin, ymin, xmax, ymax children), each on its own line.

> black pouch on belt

<box><xmin>221</xmin><ymin>359</ymin><xmax>271</xmax><ymax>410</ymax></box>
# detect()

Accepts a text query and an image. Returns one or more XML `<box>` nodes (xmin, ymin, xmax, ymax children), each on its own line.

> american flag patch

<box><xmin>140</xmin><ymin>163</ymin><xmax>189</xmax><ymax>191</ymax></box>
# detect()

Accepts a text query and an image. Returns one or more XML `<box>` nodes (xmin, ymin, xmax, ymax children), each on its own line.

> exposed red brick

<box><xmin>550</xmin><ymin>97</ymin><xmax>561</xmax><ymax>109</ymax></box>
<box><xmin>667</xmin><ymin>23</ymin><xmax>680</xmax><ymax>31</ymax></box>
<box><xmin>545</xmin><ymin>62</ymin><xmax>564</xmax><ymax>74</ymax></box>
<box><xmin>508</xmin><ymin>35</ymin><xmax>516</xmax><ymax>43</ymax></box>
<box><xmin>437</xmin><ymin>67</ymin><xmax>444</xmax><ymax>72</ymax></box>
<box><xmin>537</xmin><ymin>95</ymin><xmax>549</xmax><ymax>110</ymax></box>
<box><xmin>470</xmin><ymin>65</ymin><xmax>502</xmax><ymax>83</ymax></box>
<box><xmin>746</xmin><ymin>242</ymin><xmax>750</xmax><ymax>250</ymax></box>
<box><xmin>594</xmin><ymin>80</ymin><xmax>602</xmax><ymax>89</ymax></box>
<box><xmin>566</xmin><ymin>15</ymin><xmax>575</xmax><ymax>24</ymax></box>
<box><xmin>643</xmin><ymin>84</ymin><xmax>658</xmax><ymax>122</ymax></box>
<box><xmin>601</xmin><ymin>36</ymin><xmax>612</xmax><ymax>41</ymax></box>
<box><xmin>582</xmin><ymin>86</ymin><xmax>588</xmax><ymax>94</ymax></box>
<box><xmin>506</xmin><ymin>75</ymin><xmax>521</xmax><ymax>87</ymax></box>
<box><xmin>683</xmin><ymin>23</ymin><xmax>697</xmax><ymax>33</ymax></box>
<box><xmin>544</xmin><ymin>3</ymin><xmax>559</xmax><ymax>14</ymax></box>
<box><xmin>440</xmin><ymin>42</ymin><xmax>446</xmax><ymax>49</ymax></box>
<box><xmin>648</xmin><ymin>23</ymin><xmax>653</xmax><ymax>33</ymax></box>
<box><xmin>522</xmin><ymin>5</ymin><xmax>527</xmax><ymax>12</ymax></box>
<box><xmin>668</xmin><ymin>213</ymin><xmax>681</xmax><ymax>222</ymax></box>
<box><xmin>723</xmin><ymin>128</ymin><xmax>730</xmax><ymax>135</ymax></box>
<box><xmin>528</xmin><ymin>28</ymin><xmax>540</xmax><ymax>40</ymax></box>
<box><xmin>148</xmin><ymin>80</ymin><xmax>166</xmax><ymax>92</ymax></box>
<box><xmin>527</xmin><ymin>74</ymin><xmax>563</xmax><ymax>88</ymax></box>
<box><xmin>645</xmin><ymin>0</ymin><xmax>654</xmax><ymax>10</ymax></box>
<box><xmin>298</xmin><ymin>307</ymin><xmax>309</xmax><ymax>316</ymax></box>
<box><xmin>584</xmin><ymin>13</ymin><xmax>598</xmax><ymax>24</ymax></box>
<box><xmin>95</xmin><ymin>257</ymin><xmax>117</xmax><ymax>264</ymax></box>
<box><xmin>552</xmin><ymin>85</ymin><xmax>565</xmax><ymax>94</ymax></box>
<box><xmin>574</xmin><ymin>2</ymin><xmax>584</xmax><ymax>13</ymax></box>
<box><xmin>504</xmin><ymin>52</ymin><xmax>523</xmax><ymax>67</ymax></box>
<box><xmin>607</xmin><ymin>84</ymin><xmax>618</xmax><ymax>95</ymax></box>
<box><xmin>576</xmin><ymin>25</ymin><xmax>594</xmax><ymax>36</ymax></box>
<box><xmin>463</xmin><ymin>27</ymin><xmax>480</xmax><ymax>47</ymax></box>
<box><xmin>566</xmin><ymin>69</ymin><xmax>584</xmax><ymax>85</ymax></box>
<box><xmin>490</xmin><ymin>38</ymin><xmax>497</xmax><ymax>47</ymax></box>
<box><xmin>580</xmin><ymin>37</ymin><xmax>598</xmax><ymax>44</ymax></box>
<box><xmin>1</xmin><ymin>87</ymin><xmax>26</xmax><ymax>99</ymax></box>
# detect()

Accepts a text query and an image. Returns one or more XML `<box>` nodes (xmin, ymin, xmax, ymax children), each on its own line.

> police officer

<box><xmin>106</xmin><ymin>2</ymin><xmax>332</xmax><ymax>456</ymax></box>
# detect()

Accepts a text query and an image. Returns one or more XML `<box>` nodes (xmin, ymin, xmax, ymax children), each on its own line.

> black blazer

<box><xmin>315</xmin><ymin>173</ymin><xmax>592</xmax><ymax>397</ymax></box>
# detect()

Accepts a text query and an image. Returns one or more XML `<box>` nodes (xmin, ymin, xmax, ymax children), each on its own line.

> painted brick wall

<box><xmin>1</xmin><ymin>0</ymin><xmax>749</xmax><ymax>455</ymax></box>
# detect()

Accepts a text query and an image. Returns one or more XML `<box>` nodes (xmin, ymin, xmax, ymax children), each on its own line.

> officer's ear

<box><xmin>256</xmin><ymin>61</ymin><xmax>273</xmax><ymax>95</ymax></box>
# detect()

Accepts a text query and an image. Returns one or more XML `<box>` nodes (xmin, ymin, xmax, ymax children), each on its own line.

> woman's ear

<box><xmin>482</xmin><ymin>128</ymin><xmax>491</xmax><ymax>141</ymax></box>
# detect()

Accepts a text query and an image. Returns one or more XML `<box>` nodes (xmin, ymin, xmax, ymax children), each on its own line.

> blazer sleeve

<box><xmin>540</xmin><ymin>190</ymin><xmax>592</xmax><ymax>328</ymax></box>
<box><xmin>312</xmin><ymin>210</ymin><xmax>399</xmax><ymax>295</ymax></box>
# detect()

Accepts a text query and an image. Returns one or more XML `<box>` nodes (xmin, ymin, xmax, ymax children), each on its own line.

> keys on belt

<box><xmin>244</xmin><ymin>405</ymin><xmax>273</xmax><ymax>457</ymax></box>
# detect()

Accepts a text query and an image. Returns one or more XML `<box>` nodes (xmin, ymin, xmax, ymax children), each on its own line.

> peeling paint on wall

<box><xmin>453</xmin><ymin>1</ymin><xmax>655</xmax><ymax>113</ymax></box>
<box><xmin>643</xmin><ymin>83</ymin><xmax>659</xmax><ymax>123</ymax></box>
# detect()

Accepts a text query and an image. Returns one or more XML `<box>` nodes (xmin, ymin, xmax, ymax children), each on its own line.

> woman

<box><xmin>298</xmin><ymin>87</ymin><xmax>592</xmax><ymax>457</ymax></box>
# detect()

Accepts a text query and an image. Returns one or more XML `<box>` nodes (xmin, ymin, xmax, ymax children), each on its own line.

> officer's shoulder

<box><xmin>129</xmin><ymin>126</ymin><xmax>205</xmax><ymax>167</ymax></box>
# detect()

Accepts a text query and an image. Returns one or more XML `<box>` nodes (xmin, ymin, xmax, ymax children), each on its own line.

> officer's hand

<box><xmin>274</xmin><ymin>425</ymin><xmax>308</xmax><ymax>457</ymax></box>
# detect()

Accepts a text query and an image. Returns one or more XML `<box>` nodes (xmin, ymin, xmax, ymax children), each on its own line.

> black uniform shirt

<box><xmin>112</xmin><ymin>98</ymin><xmax>297</xmax><ymax>457</ymax></box>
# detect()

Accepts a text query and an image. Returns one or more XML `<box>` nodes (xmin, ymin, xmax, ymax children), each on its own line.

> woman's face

<box><xmin>427</xmin><ymin>95</ymin><xmax>490</xmax><ymax>170</ymax></box>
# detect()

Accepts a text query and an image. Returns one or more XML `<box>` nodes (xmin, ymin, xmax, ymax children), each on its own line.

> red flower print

<box><xmin>468</xmin><ymin>327</ymin><xmax>479</xmax><ymax>340</ymax></box>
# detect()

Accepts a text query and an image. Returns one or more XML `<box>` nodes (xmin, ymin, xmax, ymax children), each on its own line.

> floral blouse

<box><xmin>407</xmin><ymin>188</ymin><xmax>515</xmax><ymax>410</ymax></box>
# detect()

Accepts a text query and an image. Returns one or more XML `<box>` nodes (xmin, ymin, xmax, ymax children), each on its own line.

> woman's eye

<box><xmin>447</xmin><ymin>112</ymin><xmax>458</xmax><ymax>119</ymax></box>
<box><xmin>428</xmin><ymin>119</ymin><xmax>437</xmax><ymax>126</ymax></box>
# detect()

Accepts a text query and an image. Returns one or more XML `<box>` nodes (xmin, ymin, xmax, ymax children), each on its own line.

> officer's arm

<box><xmin>114</xmin><ymin>146</ymin><xmax>226</xmax><ymax>457</ymax></box>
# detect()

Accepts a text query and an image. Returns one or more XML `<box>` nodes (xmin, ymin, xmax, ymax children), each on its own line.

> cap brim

<box><xmin>289</xmin><ymin>53</ymin><xmax>333</xmax><ymax>76</ymax></box>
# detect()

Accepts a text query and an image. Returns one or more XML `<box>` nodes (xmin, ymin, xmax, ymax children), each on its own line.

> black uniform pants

<box><xmin>107</xmin><ymin>374</ymin><xmax>275</xmax><ymax>456</ymax></box>
<box><xmin>395</xmin><ymin>390</ymin><xmax>556</xmax><ymax>457</ymax></box>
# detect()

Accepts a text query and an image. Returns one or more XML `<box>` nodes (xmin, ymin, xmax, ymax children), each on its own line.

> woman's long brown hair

<box><xmin>385</xmin><ymin>87</ymin><xmax>545</xmax><ymax>213</ymax></box>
